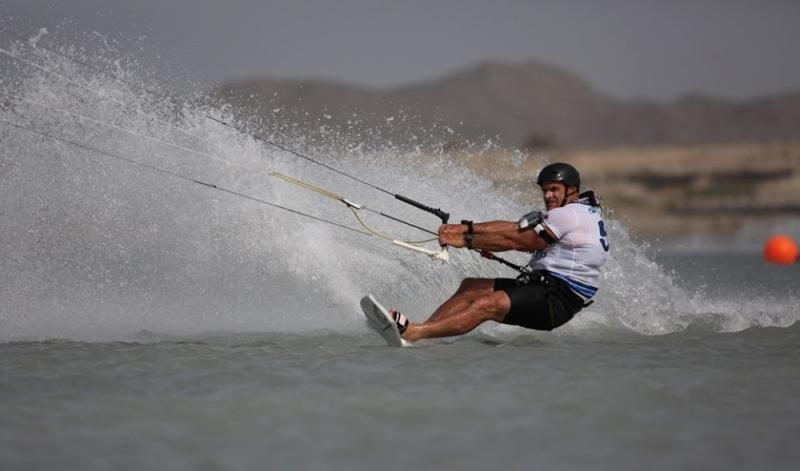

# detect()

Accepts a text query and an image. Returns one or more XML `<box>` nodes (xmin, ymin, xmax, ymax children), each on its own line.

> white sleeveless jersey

<box><xmin>527</xmin><ymin>203</ymin><xmax>609</xmax><ymax>300</ymax></box>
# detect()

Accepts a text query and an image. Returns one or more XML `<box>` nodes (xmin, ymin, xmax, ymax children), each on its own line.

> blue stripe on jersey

<box><xmin>548</xmin><ymin>272</ymin><xmax>598</xmax><ymax>298</ymax></box>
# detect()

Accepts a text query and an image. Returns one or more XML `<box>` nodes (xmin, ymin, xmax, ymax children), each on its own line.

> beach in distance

<box><xmin>461</xmin><ymin>141</ymin><xmax>800</xmax><ymax>240</ymax></box>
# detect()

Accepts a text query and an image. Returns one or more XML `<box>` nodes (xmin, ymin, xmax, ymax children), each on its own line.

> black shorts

<box><xmin>494</xmin><ymin>272</ymin><xmax>586</xmax><ymax>331</ymax></box>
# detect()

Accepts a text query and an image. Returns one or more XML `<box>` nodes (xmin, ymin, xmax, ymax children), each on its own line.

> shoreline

<box><xmin>458</xmin><ymin>141</ymin><xmax>800</xmax><ymax>240</ymax></box>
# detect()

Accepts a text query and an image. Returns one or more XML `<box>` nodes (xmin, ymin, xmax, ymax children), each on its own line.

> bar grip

<box><xmin>394</xmin><ymin>194</ymin><xmax>450</xmax><ymax>224</ymax></box>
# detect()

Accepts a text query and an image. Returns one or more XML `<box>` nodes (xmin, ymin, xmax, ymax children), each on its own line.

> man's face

<box><xmin>541</xmin><ymin>181</ymin><xmax>567</xmax><ymax>210</ymax></box>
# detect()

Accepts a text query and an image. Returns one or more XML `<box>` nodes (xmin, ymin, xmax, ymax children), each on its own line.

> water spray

<box><xmin>0</xmin><ymin>25</ymin><xmax>461</xmax><ymax>261</ymax></box>
<box><xmin>0</xmin><ymin>26</ymin><xmax>447</xmax><ymax>222</ymax></box>
<box><xmin>0</xmin><ymin>118</ymin><xmax>371</xmax><ymax>237</ymax></box>
<box><xmin>0</xmin><ymin>25</ymin><xmax>549</xmax><ymax>271</ymax></box>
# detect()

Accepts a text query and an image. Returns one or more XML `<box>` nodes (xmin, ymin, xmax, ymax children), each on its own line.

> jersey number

<box><xmin>598</xmin><ymin>221</ymin><xmax>610</xmax><ymax>252</ymax></box>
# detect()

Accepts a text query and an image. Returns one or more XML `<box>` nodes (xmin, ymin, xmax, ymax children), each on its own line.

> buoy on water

<box><xmin>763</xmin><ymin>235</ymin><xmax>798</xmax><ymax>265</ymax></box>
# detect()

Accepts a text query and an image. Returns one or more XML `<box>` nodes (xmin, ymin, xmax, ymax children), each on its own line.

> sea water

<box><xmin>1</xmin><ymin>29</ymin><xmax>799</xmax><ymax>471</ymax></box>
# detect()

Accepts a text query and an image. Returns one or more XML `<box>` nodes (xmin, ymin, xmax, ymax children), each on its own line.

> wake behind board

<box><xmin>360</xmin><ymin>294</ymin><xmax>410</xmax><ymax>347</ymax></box>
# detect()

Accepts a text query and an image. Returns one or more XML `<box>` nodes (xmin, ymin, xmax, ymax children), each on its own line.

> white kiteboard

<box><xmin>360</xmin><ymin>294</ymin><xmax>410</xmax><ymax>347</ymax></box>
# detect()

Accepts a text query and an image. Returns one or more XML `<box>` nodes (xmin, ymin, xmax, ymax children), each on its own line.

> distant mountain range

<box><xmin>212</xmin><ymin>61</ymin><xmax>800</xmax><ymax>150</ymax></box>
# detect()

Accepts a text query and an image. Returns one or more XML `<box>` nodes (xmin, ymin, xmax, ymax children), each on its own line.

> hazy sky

<box><xmin>4</xmin><ymin>0</ymin><xmax>800</xmax><ymax>100</ymax></box>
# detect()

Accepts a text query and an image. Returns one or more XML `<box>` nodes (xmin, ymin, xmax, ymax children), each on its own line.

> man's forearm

<box><xmin>472</xmin><ymin>221</ymin><xmax>532</xmax><ymax>251</ymax></box>
<box><xmin>438</xmin><ymin>221</ymin><xmax>546</xmax><ymax>251</ymax></box>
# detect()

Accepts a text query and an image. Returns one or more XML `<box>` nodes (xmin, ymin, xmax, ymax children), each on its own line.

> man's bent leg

<box><xmin>402</xmin><ymin>290</ymin><xmax>511</xmax><ymax>342</ymax></box>
<box><xmin>426</xmin><ymin>278</ymin><xmax>496</xmax><ymax>323</ymax></box>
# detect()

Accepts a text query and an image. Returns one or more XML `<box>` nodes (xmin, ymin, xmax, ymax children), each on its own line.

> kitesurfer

<box><xmin>391</xmin><ymin>162</ymin><xmax>609</xmax><ymax>342</ymax></box>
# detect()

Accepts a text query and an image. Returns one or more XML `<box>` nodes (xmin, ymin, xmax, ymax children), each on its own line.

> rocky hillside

<box><xmin>212</xmin><ymin>61</ymin><xmax>800</xmax><ymax>150</ymax></box>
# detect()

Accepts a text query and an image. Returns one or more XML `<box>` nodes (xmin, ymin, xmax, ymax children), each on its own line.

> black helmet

<box><xmin>536</xmin><ymin>162</ymin><xmax>580</xmax><ymax>189</ymax></box>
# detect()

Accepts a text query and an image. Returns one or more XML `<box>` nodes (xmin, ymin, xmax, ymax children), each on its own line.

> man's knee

<box><xmin>457</xmin><ymin>277</ymin><xmax>494</xmax><ymax>294</ymax></box>
<box><xmin>471</xmin><ymin>291</ymin><xmax>511</xmax><ymax>322</ymax></box>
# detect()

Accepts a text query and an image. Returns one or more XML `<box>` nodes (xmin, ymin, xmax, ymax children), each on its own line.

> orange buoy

<box><xmin>763</xmin><ymin>235</ymin><xmax>798</xmax><ymax>265</ymax></box>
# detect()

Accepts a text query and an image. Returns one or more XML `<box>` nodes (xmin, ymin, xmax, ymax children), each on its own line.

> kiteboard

<box><xmin>360</xmin><ymin>294</ymin><xmax>410</xmax><ymax>347</ymax></box>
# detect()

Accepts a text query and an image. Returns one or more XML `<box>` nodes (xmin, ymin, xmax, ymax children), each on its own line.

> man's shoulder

<box><xmin>548</xmin><ymin>203</ymin><xmax>597</xmax><ymax>218</ymax></box>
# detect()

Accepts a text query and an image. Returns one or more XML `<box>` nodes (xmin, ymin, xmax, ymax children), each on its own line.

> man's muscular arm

<box><xmin>438</xmin><ymin>221</ymin><xmax>550</xmax><ymax>252</ymax></box>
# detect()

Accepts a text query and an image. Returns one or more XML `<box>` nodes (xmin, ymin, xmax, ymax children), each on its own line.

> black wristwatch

<box><xmin>461</xmin><ymin>220</ymin><xmax>474</xmax><ymax>249</ymax></box>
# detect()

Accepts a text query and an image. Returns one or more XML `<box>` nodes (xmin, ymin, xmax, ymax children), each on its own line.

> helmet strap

<box><xmin>559</xmin><ymin>185</ymin><xmax>578</xmax><ymax>207</ymax></box>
